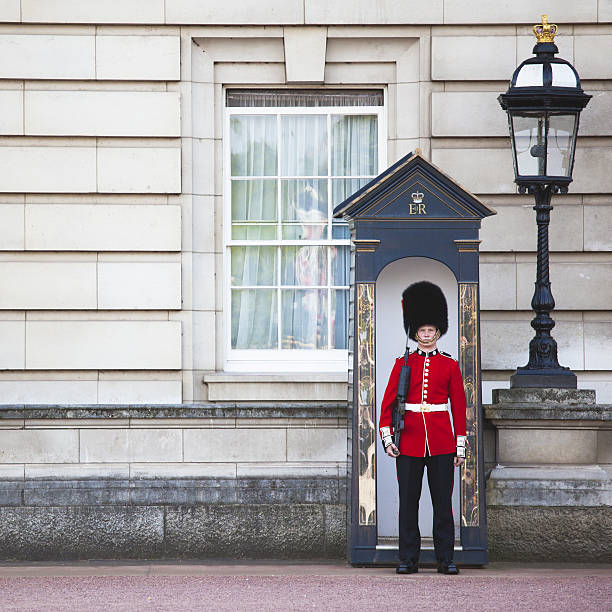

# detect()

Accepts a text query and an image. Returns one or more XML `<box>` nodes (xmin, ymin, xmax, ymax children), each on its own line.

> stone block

<box><xmin>481</xmin><ymin>320</ymin><xmax>584</xmax><ymax>371</ymax></box>
<box><xmin>304</xmin><ymin>0</ymin><xmax>442</xmax><ymax>24</ymax></box>
<box><xmin>598</xmin><ymin>430</ymin><xmax>612</xmax><ymax>463</ymax></box>
<box><xmin>284</xmin><ymin>27</ymin><xmax>326</xmax><ymax>83</ymax></box>
<box><xmin>431</xmin><ymin>148</ymin><xmax>515</xmax><ymax>194</ymax></box>
<box><xmin>432</xmin><ymin>36</ymin><xmax>516</xmax><ymax>81</ymax></box>
<box><xmin>96</xmin><ymin>35</ymin><xmax>180</xmax><ymax>81</ymax></box>
<box><xmin>487</xmin><ymin>506</ymin><xmax>612</xmax><ymax>562</ymax></box>
<box><xmin>192</xmin><ymin>253</ymin><xmax>215</xmax><ymax>311</ymax></box>
<box><xmin>26</xmin><ymin>204</ymin><xmax>181</xmax><ymax>252</ymax></box>
<box><xmin>0</xmin><ymin>261</ymin><xmax>96</xmax><ymax>309</ymax></box>
<box><xmin>97</xmin><ymin>262</ymin><xmax>181</xmax><ymax>310</ymax></box>
<box><xmin>25</xmin><ymin>321</ymin><xmax>182</xmax><ymax>370</ymax></box>
<box><xmin>0</xmin><ymin>147</ymin><xmax>96</xmax><ymax>193</ymax></box>
<box><xmin>431</xmin><ymin>92</ymin><xmax>507</xmax><ymax>137</ymax></box>
<box><xmin>480</xmin><ymin>204</ymin><xmax>583</xmax><ymax>252</ymax></box>
<box><xmin>130</xmin><ymin>463</ymin><xmax>236</xmax><ymax>479</ymax></box>
<box><xmin>479</xmin><ymin>263</ymin><xmax>516</xmax><ymax>310</ymax></box>
<box><xmin>395</xmin><ymin>83</ymin><xmax>420</xmax><ymax>139</ymax></box>
<box><xmin>191</xmin><ymin>83</ymin><xmax>215</xmax><ymax>139</ymax></box>
<box><xmin>25</xmin><ymin>91</ymin><xmax>180</xmax><ymax>137</ymax></box>
<box><xmin>600</xmin><ymin>0</ymin><xmax>612</xmax><ymax>22</ymax></box>
<box><xmin>584</xmin><ymin>205</ymin><xmax>612</xmax><ymax>251</ymax></box>
<box><xmin>184</xmin><ymin>429</ymin><xmax>286</xmax><ymax>462</ymax></box>
<box><xmin>0</xmin><ymin>380</ymin><xmax>97</xmax><ymax>404</ymax></box>
<box><xmin>492</xmin><ymin>388</ymin><xmax>596</xmax><ymax>406</ymax></box>
<box><xmin>165</xmin><ymin>0</ymin><xmax>304</xmax><ymax>24</ymax></box>
<box><xmin>0</xmin><ymin>0</ymin><xmax>19</xmax><ymax>21</ymax></box>
<box><xmin>192</xmin><ymin>310</ymin><xmax>215</xmax><ymax>371</ymax></box>
<box><xmin>164</xmin><ymin>503</ymin><xmax>332</xmax><ymax>558</ymax></box>
<box><xmin>0</xmin><ymin>204</ymin><xmax>24</xmax><ymax>250</ymax></box>
<box><xmin>191</xmin><ymin>138</ymin><xmax>214</xmax><ymax>197</ymax></box>
<box><xmin>236</xmin><ymin>462</ymin><xmax>342</xmax><ymax>478</ymax></box>
<box><xmin>573</xmin><ymin>147</ymin><xmax>612</xmax><ymax>193</ymax></box>
<box><xmin>0</xmin><ymin>506</ymin><xmax>164</xmax><ymax>560</ymax></box>
<box><xmin>0</xmin><ymin>90</ymin><xmax>22</xmax><ymax>135</ymax></box>
<box><xmin>444</xmin><ymin>1</ymin><xmax>597</xmax><ymax>23</ymax></box>
<box><xmin>0</xmin><ymin>430</ymin><xmax>78</xmax><ymax>463</ymax></box>
<box><xmin>21</xmin><ymin>0</ymin><xmax>165</xmax><ymax>23</ymax></box>
<box><xmin>287</xmin><ymin>429</ymin><xmax>347</xmax><ymax>462</ymax></box>
<box><xmin>25</xmin><ymin>463</ymin><xmax>129</xmax><ymax>480</ymax></box>
<box><xmin>192</xmin><ymin>195</ymin><xmax>215</xmax><ymax>253</ymax></box>
<box><xmin>575</xmin><ymin>35</ymin><xmax>612</xmax><ymax>79</ymax></box>
<box><xmin>0</xmin><ymin>322</ymin><xmax>24</xmax><ymax>369</ymax></box>
<box><xmin>97</xmin><ymin>380</ymin><xmax>182</xmax><ymax>405</ymax></box>
<box><xmin>497</xmin><ymin>429</ymin><xmax>596</xmax><ymax>464</ymax></box>
<box><xmin>584</xmin><ymin>322</ymin><xmax>612</xmax><ymax>370</ymax></box>
<box><xmin>80</xmin><ymin>429</ymin><xmax>182</xmax><ymax>463</ymax></box>
<box><xmin>0</xmin><ymin>35</ymin><xmax>95</xmax><ymax>79</ymax></box>
<box><xmin>97</xmin><ymin>147</ymin><xmax>181</xmax><ymax>194</ymax></box>
<box><xmin>517</xmin><ymin>262</ymin><xmax>612</xmax><ymax>310</ymax></box>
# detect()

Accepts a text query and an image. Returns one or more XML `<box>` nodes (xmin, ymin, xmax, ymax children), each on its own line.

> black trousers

<box><xmin>396</xmin><ymin>452</ymin><xmax>455</xmax><ymax>564</ymax></box>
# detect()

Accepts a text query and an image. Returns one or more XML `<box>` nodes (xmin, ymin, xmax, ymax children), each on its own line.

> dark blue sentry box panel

<box><xmin>334</xmin><ymin>150</ymin><xmax>496</xmax><ymax>566</ymax></box>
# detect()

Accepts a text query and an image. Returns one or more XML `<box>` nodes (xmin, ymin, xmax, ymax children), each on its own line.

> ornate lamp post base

<box><xmin>509</xmin><ymin>184</ymin><xmax>577</xmax><ymax>390</ymax></box>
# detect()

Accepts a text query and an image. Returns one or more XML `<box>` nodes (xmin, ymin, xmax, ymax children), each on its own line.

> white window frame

<box><xmin>223</xmin><ymin>93</ymin><xmax>387</xmax><ymax>372</ymax></box>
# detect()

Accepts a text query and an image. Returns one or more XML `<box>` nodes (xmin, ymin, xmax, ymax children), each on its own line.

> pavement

<box><xmin>0</xmin><ymin>561</ymin><xmax>609</xmax><ymax>611</ymax></box>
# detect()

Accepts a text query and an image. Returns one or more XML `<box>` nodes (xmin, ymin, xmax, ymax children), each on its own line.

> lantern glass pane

<box><xmin>547</xmin><ymin>114</ymin><xmax>577</xmax><ymax>177</ymax></box>
<box><xmin>511</xmin><ymin>114</ymin><xmax>546</xmax><ymax>177</ymax></box>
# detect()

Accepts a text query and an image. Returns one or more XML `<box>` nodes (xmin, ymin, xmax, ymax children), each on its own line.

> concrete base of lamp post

<box><xmin>484</xmin><ymin>388</ymin><xmax>612</xmax><ymax>561</ymax></box>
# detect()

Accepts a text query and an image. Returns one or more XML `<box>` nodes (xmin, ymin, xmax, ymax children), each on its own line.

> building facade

<box><xmin>0</xmin><ymin>2</ymin><xmax>610</xmax><ymax>559</ymax></box>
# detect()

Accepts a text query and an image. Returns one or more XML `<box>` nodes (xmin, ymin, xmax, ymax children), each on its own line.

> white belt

<box><xmin>405</xmin><ymin>403</ymin><xmax>447</xmax><ymax>413</ymax></box>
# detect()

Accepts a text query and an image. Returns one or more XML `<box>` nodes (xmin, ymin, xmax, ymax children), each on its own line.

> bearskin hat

<box><xmin>402</xmin><ymin>281</ymin><xmax>448</xmax><ymax>341</ymax></box>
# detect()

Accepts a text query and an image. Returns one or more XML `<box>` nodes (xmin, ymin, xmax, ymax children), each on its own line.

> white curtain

<box><xmin>230</xmin><ymin>112</ymin><xmax>377</xmax><ymax>351</ymax></box>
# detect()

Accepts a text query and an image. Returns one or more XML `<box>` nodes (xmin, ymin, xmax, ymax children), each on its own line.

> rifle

<box><xmin>392</xmin><ymin>349</ymin><xmax>411</xmax><ymax>450</ymax></box>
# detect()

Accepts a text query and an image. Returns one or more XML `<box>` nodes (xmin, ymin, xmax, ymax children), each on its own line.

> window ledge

<box><xmin>203</xmin><ymin>372</ymin><xmax>349</xmax><ymax>402</ymax></box>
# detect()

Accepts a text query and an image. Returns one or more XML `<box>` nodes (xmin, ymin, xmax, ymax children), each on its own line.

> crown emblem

<box><xmin>533</xmin><ymin>15</ymin><xmax>558</xmax><ymax>43</ymax></box>
<box><xmin>411</xmin><ymin>191</ymin><xmax>424</xmax><ymax>204</ymax></box>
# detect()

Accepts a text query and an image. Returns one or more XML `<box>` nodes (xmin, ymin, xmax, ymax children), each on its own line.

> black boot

<box><xmin>437</xmin><ymin>561</ymin><xmax>459</xmax><ymax>575</ymax></box>
<box><xmin>396</xmin><ymin>560</ymin><xmax>418</xmax><ymax>574</ymax></box>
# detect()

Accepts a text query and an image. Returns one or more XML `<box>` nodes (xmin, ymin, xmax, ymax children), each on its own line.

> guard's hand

<box><xmin>386</xmin><ymin>443</ymin><xmax>400</xmax><ymax>457</ymax></box>
<box><xmin>454</xmin><ymin>456</ymin><xmax>465</xmax><ymax>467</ymax></box>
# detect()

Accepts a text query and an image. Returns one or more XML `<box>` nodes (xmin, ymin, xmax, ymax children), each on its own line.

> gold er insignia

<box><xmin>533</xmin><ymin>15</ymin><xmax>558</xmax><ymax>43</ymax></box>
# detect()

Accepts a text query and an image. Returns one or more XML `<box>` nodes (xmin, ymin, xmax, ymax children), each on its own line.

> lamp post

<box><xmin>498</xmin><ymin>15</ymin><xmax>591</xmax><ymax>388</ymax></box>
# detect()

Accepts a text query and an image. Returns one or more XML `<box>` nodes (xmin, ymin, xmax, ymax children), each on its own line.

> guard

<box><xmin>378</xmin><ymin>281</ymin><xmax>467</xmax><ymax>575</ymax></box>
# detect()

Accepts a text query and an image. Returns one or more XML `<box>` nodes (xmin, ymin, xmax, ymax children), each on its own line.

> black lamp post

<box><xmin>498</xmin><ymin>15</ymin><xmax>591</xmax><ymax>388</ymax></box>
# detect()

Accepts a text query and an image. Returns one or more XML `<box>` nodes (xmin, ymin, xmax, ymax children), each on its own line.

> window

<box><xmin>224</xmin><ymin>90</ymin><xmax>385</xmax><ymax>371</ymax></box>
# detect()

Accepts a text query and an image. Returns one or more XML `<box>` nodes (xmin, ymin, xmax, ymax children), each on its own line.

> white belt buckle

<box><xmin>421</xmin><ymin>403</ymin><xmax>431</xmax><ymax>412</ymax></box>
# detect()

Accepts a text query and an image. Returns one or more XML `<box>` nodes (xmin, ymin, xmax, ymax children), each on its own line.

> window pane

<box><xmin>331</xmin><ymin>289</ymin><xmax>349</xmax><ymax>349</ymax></box>
<box><xmin>331</xmin><ymin>221</ymin><xmax>350</xmax><ymax>240</ymax></box>
<box><xmin>331</xmin><ymin>178</ymin><xmax>371</xmax><ymax>207</ymax></box>
<box><xmin>512</xmin><ymin>114</ymin><xmax>545</xmax><ymax>176</ymax></box>
<box><xmin>231</xmin><ymin>246</ymin><xmax>277</xmax><ymax>286</ymax></box>
<box><xmin>281</xmin><ymin>179</ymin><xmax>328</xmax><ymax>239</ymax></box>
<box><xmin>281</xmin><ymin>289</ymin><xmax>328</xmax><ymax>349</ymax></box>
<box><xmin>331</xmin><ymin>115</ymin><xmax>378</xmax><ymax>176</ymax></box>
<box><xmin>331</xmin><ymin>245</ymin><xmax>350</xmax><ymax>286</ymax></box>
<box><xmin>230</xmin><ymin>115</ymin><xmax>277</xmax><ymax>176</ymax></box>
<box><xmin>231</xmin><ymin>224</ymin><xmax>277</xmax><ymax>240</ymax></box>
<box><xmin>231</xmin><ymin>179</ymin><xmax>277</xmax><ymax>222</ymax></box>
<box><xmin>547</xmin><ymin>114</ymin><xmax>576</xmax><ymax>177</ymax></box>
<box><xmin>280</xmin><ymin>115</ymin><xmax>327</xmax><ymax>176</ymax></box>
<box><xmin>281</xmin><ymin>246</ymin><xmax>327</xmax><ymax>286</ymax></box>
<box><xmin>232</xmin><ymin>289</ymin><xmax>278</xmax><ymax>349</ymax></box>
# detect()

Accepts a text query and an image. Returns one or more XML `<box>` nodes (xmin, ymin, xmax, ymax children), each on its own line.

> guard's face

<box><xmin>416</xmin><ymin>325</ymin><xmax>438</xmax><ymax>341</ymax></box>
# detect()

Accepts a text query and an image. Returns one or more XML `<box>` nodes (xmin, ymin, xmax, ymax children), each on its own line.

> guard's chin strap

<box><xmin>415</xmin><ymin>329</ymin><xmax>440</xmax><ymax>347</ymax></box>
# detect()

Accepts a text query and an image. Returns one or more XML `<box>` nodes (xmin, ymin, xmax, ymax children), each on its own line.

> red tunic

<box><xmin>378</xmin><ymin>348</ymin><xmax>467</xmax><ymax>457</ymax></box>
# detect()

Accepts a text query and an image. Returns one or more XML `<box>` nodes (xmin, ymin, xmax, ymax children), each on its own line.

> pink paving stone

<box><xmin>0</xmin><ymin>573</ymin><xmax>610</xmax><ymax>612</ymax></box>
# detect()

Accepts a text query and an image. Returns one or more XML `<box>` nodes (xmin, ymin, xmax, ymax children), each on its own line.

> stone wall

<box><xmin>0</xmin><ymin>404</ymin><xmax>347</xmax><ymax>560</ymax></box>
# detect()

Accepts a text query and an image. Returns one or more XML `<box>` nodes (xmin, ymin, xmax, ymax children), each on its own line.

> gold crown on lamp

<box><xmin>411</xmin><ymin>191</ymin><xmax>424</xmax><ymax>204</ymax></box>
<box><xmin>533</xmin><ymin>14</ymin><xmax>558</xmax><ymax>43</ymax></box>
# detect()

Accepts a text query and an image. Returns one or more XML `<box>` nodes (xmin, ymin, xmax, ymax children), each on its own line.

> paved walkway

<box><xmin>0</xmin><ymin>561</ymin><xmax>609</xmax><ymax>611</ymax></box>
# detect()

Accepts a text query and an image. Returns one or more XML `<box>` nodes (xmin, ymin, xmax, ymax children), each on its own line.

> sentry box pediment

<box><xmin>334</xmin><ymin>150</ymin><xmax>494</xmax><ymax>566</ymax></box>
<box><xmin>334</xmin><ymin>149</ymin><xmax>495</xmax><ymax>224</ymax></box>
<box><xmin>334</xmin><ymin>150</ymin><xmax>496</xmax><ymax>282</ymax></box>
